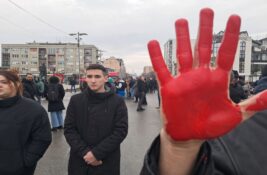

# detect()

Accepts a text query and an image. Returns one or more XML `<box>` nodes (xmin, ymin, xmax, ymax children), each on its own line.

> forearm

<box><xmin>159</xmin><ymin>129</ymin><xmax>203</xmax><ymax>175</ymax></box>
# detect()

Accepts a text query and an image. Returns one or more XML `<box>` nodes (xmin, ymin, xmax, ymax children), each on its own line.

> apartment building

<box><xmin>164</xmin><ymin>39</ymin><xmax>196</xmax><ymax>76</ymax></box>
<box><xmin>163</xmin><ymin>31</ymin><xmax>263</xmax><ymax>81</ymax></box>
<box><xmin>103</xmin><ymin>56</ymin><xmax>127</xmax><ymax>78</ymax></box>
<box><xmin>143</xmin><ymin>66</ymin><xmax>153</xmax><ymax>74</ymax></box>
<box><xmin>1</xmin><ymin>42</ymin><xmax>99</xmax><ymax>75</ymax></box>
<box><xmin>212</xmin><ymin>31</ymin><xmax>252</xmax><ymax>80</ymax></box>
<box><xmin>251</xmin><ymin>38</ymin><xmax>267</xmax><ymax>81</ymax></box>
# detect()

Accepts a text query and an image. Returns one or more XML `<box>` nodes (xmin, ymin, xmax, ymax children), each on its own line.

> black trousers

<box><xmin>137</xmin><ymin>92</ymin><xmax>145</xmax><ymax>109</ymax></box>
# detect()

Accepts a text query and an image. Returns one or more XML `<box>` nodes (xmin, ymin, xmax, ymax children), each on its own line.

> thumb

<box><xmin>239</xmin><ymin>90</ymin><xmax>267</xmax><ymax>121</ymax></box>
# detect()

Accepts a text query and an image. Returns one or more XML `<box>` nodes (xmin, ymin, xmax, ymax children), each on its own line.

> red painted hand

<box><xmin>148</xmin><ymin>8</ymin><xmax>267</xmax><ymax>141</ymax></box>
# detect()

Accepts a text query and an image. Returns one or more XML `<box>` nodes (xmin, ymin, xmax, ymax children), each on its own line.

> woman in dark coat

<box><xmin>0</xmin><ymin>70</ymin><xmax>51</xmax><ymax>175</ymax></box>
<box><xmin>47</xmin><ymin>76</ymin><xmax>65</xmax><ymax>131</ymax></box>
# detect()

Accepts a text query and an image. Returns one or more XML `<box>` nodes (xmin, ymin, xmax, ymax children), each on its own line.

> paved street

<box><xmin>35</xmin><ymin>91</ymin><xmax>162</xmax><ymax>175</ymax></box>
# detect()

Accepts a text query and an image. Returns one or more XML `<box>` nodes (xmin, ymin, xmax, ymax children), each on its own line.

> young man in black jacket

<box><xmin>0</xmin><ymin>70</ymin><xmax>51</xmax><ymax>175</ymax></box>
<box><xmin>22</xmin><ymin>73</ymin><xmax>37</xmax><ymax>101</ymax></box>
<box><xmin>141</xmin><ymin>8</ymin><xmax>267</xmax><ymax>175</ymax></box>
<box><xmin>64</xmin><ymin>64</ymin><xmax>128</xmax><ymax>175</ymax></box>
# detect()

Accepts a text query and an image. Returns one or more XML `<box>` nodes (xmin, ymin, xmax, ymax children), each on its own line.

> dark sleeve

<box><xmin>59</xmin><ymin>84</ymin><xmax>65</xmax><ymax>99</ymax></box>
<box><xmin>23</xmin><ymin>84</ymin><xmax>34</xmax><ymax>99</ymax></box>
<box><xmin>140</xmin><ymin>136</ymin><xmax>213</xmax><ymax>175</ymax></box>
<box><xmin>137</xmin><ymin>80</ymin><xmax>141</xmax><ymax>92</ymax></box>
<box><xmin>91</xmin><ymin>98</ymin><xmax>128</xmax><ymax>160</ymax></box>
<box><xmin>238</xmin><ymin>86</ymin><xmax>247</xmax><ymax>99</ymax></box>
<box><xmin>23</xmin><ymin>108</ymin><xmax>52</xmax><ymax>167</ymax></box>
<box><xmin>253</xmin><ymin>85</ymin><xmax>264</xmax><ymax>94</ymax></box>
<box><xmin>44</xmin><ymin>83</ymin><xmax>48</xmax><ymax>95</ymax></box>
<box><xmin>64</xmin><ymin>97</ymin><xmax>91</xmax><ymax>158</ymax></box>
<box><xmin>23</xmin><ymin>89</ymin><xmax>32</xmax><ymax>99</ymax></box>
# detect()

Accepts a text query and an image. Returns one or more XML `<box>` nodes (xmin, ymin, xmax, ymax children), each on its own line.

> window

<box><xmin>239</xmin><ymin>41</ymin><xmax>246</xmax><ymax>62</ymax></box>
<box><xmin>262</xmin><ymin>54</ymin><xmax>267</xmax><ymax>61</ymax></box>
<box><xmin>239</xmin><ymin>62</ymin><xmax>245</xmax><ymax>73</ymax></box>
<box><xmin>31</xmin><ymin>61</ymin><xmax>38</xmax><ymax>65</ymax></box>
<box><xmin>240</xmin><ymin>52</ymin><xmax>245</xmax><ymax>61</ymax></box>
<box><xmin>48</xmin><ymin>48</ymin><xmax>56</xmax><ymax>54</ymax></box>
<box><xmin>240</xmin><ymin>41</ymin><xmax>246</xmax><ymax>51</ymax></box>
<box><xmin>2</xmin><ymin>48</ymin><xmax>10</xmax><ymax>53</ymax></box>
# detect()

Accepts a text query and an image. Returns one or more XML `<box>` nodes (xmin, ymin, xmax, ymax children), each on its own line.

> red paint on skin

<box><xmin>148</xmin><ymin>8</ymin><xmax>242</xmax><ymax>141</ymax></box>
<box><xmin>246</xmin><ymin>91</ymin><xmax>267</xmax><ymax>111</ymax></box>
<box><xmin>160</xmin><ymin>68</ymin><xmax>242</xmax><ymax>140</ymax></box>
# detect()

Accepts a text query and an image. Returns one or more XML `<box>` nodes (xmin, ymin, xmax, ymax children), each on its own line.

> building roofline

<box><xmin>1</xmin><ymin>42</ymin><xmax>97</xmax><ymax>48</ymax></box>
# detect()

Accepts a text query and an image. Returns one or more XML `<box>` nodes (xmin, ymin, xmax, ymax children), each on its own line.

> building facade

<box><xmin>164</xmin><ymin>39</ymin><xmax>195</xmax><ymax>75</ymax></box>
<box><xmin>163</xmin><ymin>31</ymin><xmax>259</xmax><ymax>81</ymax></box>
<box><xmin>1</xmin><ymin>42</ymin><xmax>99</xmax><ymax>75</ymax></box>
<box><xmin>143</xmin><ymin>66</ymin><xmax>153</xmax><ymax>74</ymax></box>
<box><xmin>251</xmin><ymin>38</ymin><xmax>267</xmax><ymax>81</ymax></box>
<box><xmin>212</xmin><ymin>31</ymin><xmax>252</xmax><ymax>80</ymax></box>
<box><xmin>103</xmin><ymin>57</ymin><xmax>126</xmax><ymax>78</ymax></box>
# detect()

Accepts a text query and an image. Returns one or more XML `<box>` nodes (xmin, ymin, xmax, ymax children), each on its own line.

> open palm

<box><xmin>148</xmin><ymin>9</ymin><xmax>245</xmax><ymax>140</ymax></box>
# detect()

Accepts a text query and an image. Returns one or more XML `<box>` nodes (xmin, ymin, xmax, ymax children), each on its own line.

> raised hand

<box><xmin>148</xmin><ymin>8</ymin><xmax>267</xmax><ymax>141</ymax></box>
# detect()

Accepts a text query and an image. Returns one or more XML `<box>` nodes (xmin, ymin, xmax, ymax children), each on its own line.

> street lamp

<box><xmin>69</xmin><ymin>32</ymin><xmax>88</xmax><ymax>88</ymax></box>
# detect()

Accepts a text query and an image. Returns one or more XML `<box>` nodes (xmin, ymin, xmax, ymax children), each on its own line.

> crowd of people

<box><xmin>2</xmin><ymin>7</ymin><xmax>267</xmax><ymax>175</ymax></box>
<box><xmin>82</xmin><ymin>74</ymin><xmax>160</xmax><ymax>112</ymax></box>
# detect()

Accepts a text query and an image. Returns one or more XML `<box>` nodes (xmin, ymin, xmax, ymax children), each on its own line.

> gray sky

<box><xmin>0</xmin><ymin>0</ymin><xmax>267</xmax><ymax>74</ymax></box>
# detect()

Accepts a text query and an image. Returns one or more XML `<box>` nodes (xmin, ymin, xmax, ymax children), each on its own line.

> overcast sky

<box><xmin>0</xmin><ymin>0</ymin><xmax>267</xmax><ymax>74</ymax></box>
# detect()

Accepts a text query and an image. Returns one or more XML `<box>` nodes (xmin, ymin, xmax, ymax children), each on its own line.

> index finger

<box><xmin>148</xmin><ymin>40</ymin><xmax>172</xmax><ymax>86</ymax></box>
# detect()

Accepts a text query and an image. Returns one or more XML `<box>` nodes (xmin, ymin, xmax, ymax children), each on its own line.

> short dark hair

<box><xmin>86</xmin><ymin>64</ymin><xmax>108</xmax><ymax>75</ymax></box>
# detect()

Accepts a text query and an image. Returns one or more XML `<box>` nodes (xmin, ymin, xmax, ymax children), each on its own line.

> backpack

<box><xmin>47</xmin><ymin>84</ymin><xmax>59</xmax><ymax>102</ymax></box>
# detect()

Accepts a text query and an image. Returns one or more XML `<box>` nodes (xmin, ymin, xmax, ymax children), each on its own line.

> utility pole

<box><xmin>69</xmin><ymin>32</ymin><xmax>88</xmax><ymax>87</ymax></box>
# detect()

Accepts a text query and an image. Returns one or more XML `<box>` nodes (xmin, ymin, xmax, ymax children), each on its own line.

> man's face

<box><xmin>86</xmin><ymin>69</ymin><xmax>108</xmax><ymax>93</ymax></box>
<box><xmin>0</xmin><ymin>75</ymin><xmax>16</xmax><ymax>100</ymax></box>
<box><xmin>26</xmin><ymin>74</ymin><xmax>33</xmax><ymax>81</ymax></box>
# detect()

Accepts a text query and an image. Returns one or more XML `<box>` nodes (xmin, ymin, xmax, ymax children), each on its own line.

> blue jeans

<box><xmin>130</xmin><ymin>87</ymin><xmax>135</xmax><ymax>98</ymax></box>
<box><xmin>50</xmin><ymin>111</ymin><xmax>63</xmax><ymax>128</ymax></box>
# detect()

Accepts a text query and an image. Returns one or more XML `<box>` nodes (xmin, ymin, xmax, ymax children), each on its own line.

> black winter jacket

<box><xmin>229</xmin><ymin>83</ymin><xmax>246</xmax><ymax>103</ymax></box>
<box><xmin>140</xmin><ymin>110</ymin><xmax>267</xmax><ymax>175</ymax></box>
<box><xmin>137</xmin><ymin>79</ymin><xmax>146</xmax><ymax>93</ymax></box>
<box><xmin>0</xmin><ymin>96</ymin><xmax>52</xmax><ymax>175</ymax></box>
<box><xmin>64</xmin><ymin>87</ymin><xmax>128</xmax><ymax>175</ymax></box>
<box><xmin>47</xmin><ymin>83</ymin><xmax>65</xmax><ymax>112</ymax></box>
<box><xmin>253</xmin><ymin>76</ymin><xmax>267</xmax><ymax>94</ymax></box>
<box><xmin>22</xmin><ymin>79</ymin><xmax>37</xmax><ymax>100</ymax></box>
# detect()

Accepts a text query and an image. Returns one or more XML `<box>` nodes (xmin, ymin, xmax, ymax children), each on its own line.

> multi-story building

<box><xmin>1</xmin><ymin>42</ymin><xmax>99</xmax><ymax>76</ymax></box>
<box><xmin>143</xmin><ymin>66</ymin><xmax>153</xmax><ymax>74</ymax></box>
<box><xmin>164</xmin><ymin>39</ymin><xmax>195</xmax><ymax>75</ymax></box>
<box><xmin>212</xmin><ymin>31</ymin><xmax>252</xmax><ymax>80</ymax></box>
<box><xmin>103</xmin><ymin>57</ymin><xmax>126</xmax><ymax>78</ymax></box>
<box><xmin>164</xmin><ymin>39</ymin><xmax>175</xmax><ymax>74</ymax></box>
<box><xmin>251</xmin><ymin>38</ymin><xmax>267</xmax><ymax>81</ymax></box>
<box><xmin>164</xmin><ymin>31</ymin><xmax>259</xmax><ymax>81</ymax></box>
